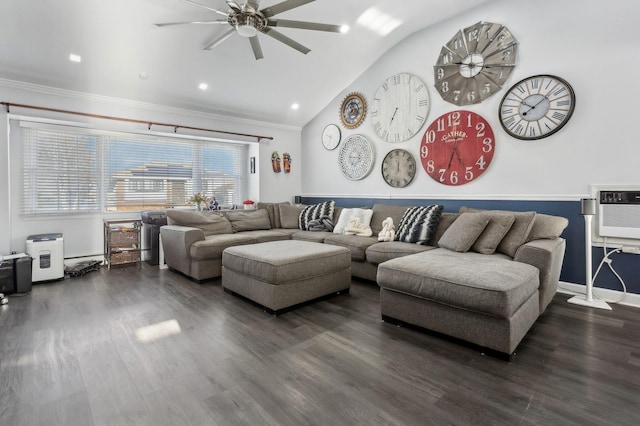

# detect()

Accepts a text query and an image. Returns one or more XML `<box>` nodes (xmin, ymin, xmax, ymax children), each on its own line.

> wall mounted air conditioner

<box><xmin>598</xmin><ymin>190</ymin><xmax>640</xmax><ymax>239</ymax></box>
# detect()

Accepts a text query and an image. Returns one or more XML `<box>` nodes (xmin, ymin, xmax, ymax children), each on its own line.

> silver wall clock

<box><xmin>499</xmin><ymin>74</ymin><xmax>576</xmax><ymax>140</ymax></box>
<box><xmin>338</xmin><ymin>134</ymin><xmax>374</xmax><ymax>180</ymax></box>
<box><xmin>381</xmin><ymin>149</ymin><xmax>416</xmax><ymax>188</ymax></box>
<box><xmin>322</xmin><ymin>124</ymin><xmax>341</xmax><ymax>150</ymax></box>
<box><xmin>434</xmin><ymin>21</ymin><xmax>518</xmax><ymax>106</ymax></box>
<box><xmin>370</xmin><ymin>72</ymin><xmax>430</xmax><ymax>143</ymax></box>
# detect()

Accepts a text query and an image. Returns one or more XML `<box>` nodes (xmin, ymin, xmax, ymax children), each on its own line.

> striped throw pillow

<box><xmin>298</xmin><ymin>201</ymin><xmax>335</xmax><ymax>231</ymax></box>
<box><xmin>395</xmin><ymin>205</ymin><xmax>444</xmax><ymax>245</ymax></box>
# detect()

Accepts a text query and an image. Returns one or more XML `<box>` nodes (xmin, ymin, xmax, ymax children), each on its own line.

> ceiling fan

<box><xmin>155</xmin><ymin>0</ymin><xmax>344</xmax><ymax>60</ymax></box>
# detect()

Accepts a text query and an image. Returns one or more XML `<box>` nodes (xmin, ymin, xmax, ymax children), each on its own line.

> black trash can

<box><xmin>141</xmin><ymin>211</ymin><xmax>167</xmax><ymax>265</ymax></box>
<box><xmin>0</xmin><ymin>254</ymin><xmax>33</xmax><ymax>294</ymax></box>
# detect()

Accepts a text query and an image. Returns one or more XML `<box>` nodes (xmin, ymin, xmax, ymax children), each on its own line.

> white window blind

<box><xmin>21</xmin><ymin>121</ymin><xmax>248</xmax><ymax>215</ymax></box>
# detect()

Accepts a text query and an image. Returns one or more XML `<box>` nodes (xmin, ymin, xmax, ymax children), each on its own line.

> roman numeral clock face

<box><xmin>420</xmin><ymin>110</ymin><xmax>495</xmax><ymax>185</ymax></box>
<box><xmin>370</xmin><ymin>73</ymin><xmax>430</xmax><ymax>143</ymax></box>
<box><xmin>499</xmin><ymin>74</ymin><xmax>576</xmax><ymax>140</ymax></box>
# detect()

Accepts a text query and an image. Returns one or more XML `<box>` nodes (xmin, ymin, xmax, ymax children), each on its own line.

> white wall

<box><xmin>301</xmin><ymin>0</ymin><xmax>640</xmax><ymax>199</ymax></box>
<box><xmin>0</xmin><ymin>81</ymin><xmax>302</xmax><ymax>257</ymax></box>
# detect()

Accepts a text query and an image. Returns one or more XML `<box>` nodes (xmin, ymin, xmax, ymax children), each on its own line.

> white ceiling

<box><xmin>0</xmin><ymin>0</ymin><xmax>494</xmax><ymax>127</ymax></box>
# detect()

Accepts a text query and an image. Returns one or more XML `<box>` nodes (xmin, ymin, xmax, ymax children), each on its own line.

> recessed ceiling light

<box><xmin>69</xmin><ymin>54</ymin><xmax>82</xmax><ymax>63</ymax></box>
<box><xmin>198</xmin><ymin>83</ymin><xmax>208</xmax><ymax>90</ymax></box>
<box><xmin>357</xmin><ymin>8</ymin><xmax>401</xmax><ymax>36</ymax></box>
<box><xmin>291</xmin><ymin>103</ymin><xmax>300</xmax><ymax>110</ymax></box>
<box><xmin>340</xmin><ymin>25</ymin><xmax>350</xmax><ymax>34</ymax></box>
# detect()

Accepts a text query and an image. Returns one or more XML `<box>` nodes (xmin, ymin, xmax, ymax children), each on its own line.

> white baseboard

<box><xmin>557</xmin><ymin>281</ymin><xmax>640</xmax><ymax>309</ymax></box>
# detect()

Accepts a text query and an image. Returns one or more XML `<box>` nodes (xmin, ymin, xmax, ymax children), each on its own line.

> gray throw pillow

<box><xmin>460</xmin><ymin>207</ymin><xmax>537</xmax><ymax>257</ymax></box>
<box><xmin>279</xmin><ymin>204</ymin><xmax>305</xmax><ymax>229</ymax></box>
<box><xmin>471</xmin><ymin>212</ymin><xmax>516</xmax><ymax>254</ymax></box>
<box><xmin>166</xmin><ymin>210</ymin><xmax>232</xmax><ymax>235</ymax></box>
<box><xmin>438</xmin><ymin>212</ymin><xmax>490</xmax><ymax>252</ymax></box>
<box><xmin>223</xmin><ymin>209</ymin><xmax>271</xmax><ymax>232</ymax></box>
<box><xmin>527</xmin><ymin>213</ymin><xmax>569</xmax><ymax>241</ymax></box>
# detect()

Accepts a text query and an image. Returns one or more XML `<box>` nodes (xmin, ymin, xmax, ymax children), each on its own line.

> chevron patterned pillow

<box><xmin>395</xmin><ymin>205</ymin><xmax>443</xmax><ymax>245</ymax></box>
<box><xmin>298</xmin><ymin>200</ymin><xmax>335</xmax><ymax>231</ymax></box>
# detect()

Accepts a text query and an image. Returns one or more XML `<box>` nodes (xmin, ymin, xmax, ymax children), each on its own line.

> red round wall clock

<box><xmin>420</xmin><ymin>110</ymin><xmax>495</xmax><ymax>185</ymax></box>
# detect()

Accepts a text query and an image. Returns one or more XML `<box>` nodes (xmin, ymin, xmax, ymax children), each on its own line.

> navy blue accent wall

<box><xmin>302</xmin><ymin>196</ymin><xmax>640</xmax><ymax>295</ymax></box>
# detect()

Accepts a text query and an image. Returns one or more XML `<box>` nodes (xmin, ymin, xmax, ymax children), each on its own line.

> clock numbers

<box><xmin>499</xmin><ymin>74</ymin><xmax>576</xmax><ymax>140</ymax></box>
<box><xmin>371</xmin><ymin>73</ymin><xmax>430</xmax><ymax>143</ymax></box>
<box><xmin>420</xmin><ymin>111</ymin><xmax>495</xmax><ymax>186</ymax></box>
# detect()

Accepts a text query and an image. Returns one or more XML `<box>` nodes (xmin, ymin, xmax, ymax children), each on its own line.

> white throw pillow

<box><xmin>333</xmin><ymin>208</ymin><xmax>373</xmax><ymax>234</ymax></box>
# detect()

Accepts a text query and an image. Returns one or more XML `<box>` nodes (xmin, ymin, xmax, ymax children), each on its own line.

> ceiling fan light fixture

<box><xmin>236</xmin><ymin>23</ymin><xmax>258</xmax><ymax>37</ymax></box>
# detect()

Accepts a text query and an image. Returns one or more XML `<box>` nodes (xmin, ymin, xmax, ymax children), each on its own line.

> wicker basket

<box><xmin>109</xmin><ymin>229</ymin><xmax>139</xmax><ymax>246</ymax></box>
<box><xmin>110</xmin><ymin>250</ymin><xmax>140</xmax><ymax>265</ymax></box>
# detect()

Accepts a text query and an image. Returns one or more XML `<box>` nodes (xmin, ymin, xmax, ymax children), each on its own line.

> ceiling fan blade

<box><xmin>261</xmin><ymin>0</ymin><xmax>314</xmax><ymax>18</ymax></box>
<box><xmin>203</xmin><ymin>28</ymin><xmax>236</xmax><ymax>50</ymax></box>
<box><xmin>154</xmin><ymin>20</ymin><xmax>228</xmax><ymax>27</ymax></box>
<box><xmin>179</xmin><ymin>0</ymin><xmax>228</xmax><ymax>17</ymax></box>
<box><xmin>268</xmin><ymin>19</ymin><xmax>341</xmax><ymax>33</ymax></box>
<box><xmin>263</xmin><ymin>28</ymin><xmax>310</xmax><ymax>54</ymax></box>
<box><xmin>249</xmin><ymin>36</ymin><xmax>264</xmax><ymax>60</ymax></box>
<box><xmin>225</xmin><ymin>0</ymin><xmax>242</xmax><ymax>11</ymax></box>
<box><xmin>246</xmin><ymin>0</ymin><xmax>261</xmax><ymax>11</ymax></box>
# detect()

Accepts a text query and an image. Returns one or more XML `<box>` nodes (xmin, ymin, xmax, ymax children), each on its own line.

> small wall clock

<box><xmin>322</xmin><ymin>124</ymin><xmax>341</xmax><ymax>150</ymax></box>
<box><xmin>499</xmin><ymin>74</ymin><xmax>576</xmax><ymax>140</ymax></box>
<box><xmin>338</xmin><ymin>134</ymin><xmax>374</xmax><ymax>180</ymax></box>
<box><xmin>420</xmin><ymin>110</ymin><xmax>495</xmax><ymax>186</ymax></box>
<box><xmin>370</xmin><ymin>72</ymin><xmax>430</xmax><ymax>143</ymax></box>
<box><xmin>434</xmin><ymin>21</ymin><xmax>518</xmax><ymax>106</ymax></box>
<box><xmin>382</xmin><ymin>149</ymin><xmax>416</xmax><ymax>188</ymax></box>
<box><xmin>340</xmin><ymin>92</ymin><xmax>367</xmax><ymax>129</ymax></box>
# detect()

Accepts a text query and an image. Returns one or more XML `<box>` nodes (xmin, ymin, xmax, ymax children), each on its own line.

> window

<box><xmin>20</xmin><ymin>121</ymin><xmax>248</xmax><ymax>215</ymax></box>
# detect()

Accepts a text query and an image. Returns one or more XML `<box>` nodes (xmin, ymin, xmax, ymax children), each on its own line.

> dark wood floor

<box><xmin>1</xmin><ymin>263</ymin><xmax>639</xmax><ymax>426</ymax></box>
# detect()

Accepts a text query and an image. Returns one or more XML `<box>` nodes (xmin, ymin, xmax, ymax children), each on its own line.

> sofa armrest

<box><xmin>160</xmin><ymin>225</ymin><xmax>205</xmax><ymax>275</ymax></box>
<box><xmin>514</xmin><ymin>238</ymin><xmax>566</xmax><ymax>314</ymax></box>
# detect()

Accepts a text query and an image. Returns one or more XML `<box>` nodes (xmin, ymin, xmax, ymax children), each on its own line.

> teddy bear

<box><xmin>378</xmin><ymin>217</ymin><xmax>395</xmax><ymax>242</ymax></box>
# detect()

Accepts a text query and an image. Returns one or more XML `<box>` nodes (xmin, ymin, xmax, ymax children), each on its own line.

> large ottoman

<box><xmin>221</xmin><ymin>240</ymin><xmax>351</xmax><ymax>314</ymax></box>
<box><xmin>377</xmin><ymin>249</ymin><xmax>541</xmax><ymax>358</ymax></box>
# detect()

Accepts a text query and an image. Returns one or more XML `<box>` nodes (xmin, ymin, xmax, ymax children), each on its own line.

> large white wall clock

<box><xmin>434</xmin><ymin>21</ymin><xmax>518</xmax><ymax>106</ymax></box>
<box><xmin>370</xmin><ymin>72</ymin><xmax>430</xmax><ymax>143</ymax></box>
<box><xmin>338</xmin><ymin>134</ymin><xmax>375</xmax><ymax>181</ymax></box>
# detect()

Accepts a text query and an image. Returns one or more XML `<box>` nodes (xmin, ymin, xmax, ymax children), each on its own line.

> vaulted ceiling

<box><xmin>0</xmin><ymin>0</ymin><xmax>494</xmax><ymax>127</ymax></box>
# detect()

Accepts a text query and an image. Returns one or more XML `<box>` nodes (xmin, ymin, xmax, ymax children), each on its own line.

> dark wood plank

<box><xmin>1</xmin><ymin>263</ymin><xmax>639</xmax><ymax>425</ymax></box>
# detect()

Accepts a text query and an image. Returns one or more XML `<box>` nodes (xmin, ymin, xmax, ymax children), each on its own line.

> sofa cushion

<box><xmin>395</xmin><ymin>205</ymin><xmax>443</xmax><ymax>245</ymax></box>
<box><xmin>431</xmin><ymin>212</ymin><xmax>459</xmax><ymax>246</ymax></box>
<box><xmin>471</xmin><ymin>212</ymin><xmax>516</xmax><ymax>255</ymax></box>
<box><xmin>190</xmin><ymin>233</ymin><xmax>257</xmax><ymax>260</ymax></box>
<box><xmin>166</xmin><ymin>210</ymin><xmax>232</xmax><ymax>236</ymax></box>
<box><xmin>238</xmin><ymin>230</ymin><xmax>291</xmax><ymax>243</ymax></box>
<box><xmin>324</xmin><ymin>234</ymin><xmax>378</xmax><ymax>262</ymax></box>
<box><xmin>257</xmin><ymin>201</ymin><xmax>290</xmax><ymax>228</ymax></box>
<box><xmin>279</xmin><ymin>204</ymin><xmax>305</xmax><ymax>229</ymax></box>
<box><xmin>366</xmin><ymin>241</ymin><xmax>436</xmax><ymax>265</ymax></box>
<box><xmin>291</xmin><ymin>230</ymin><xmax>334</xmax><ymax>243</ymax></box>
<box><xmin>333</xmin><ymin>208</ymin><xmax>373</xmax><ymax>234</ymax></box>
<box><xmin>527</xmin><ymin>213</ymin><xmax>569</xmax><ymax>241</ymax></box>
<box><xmin>460</xmin><ymin>208</ymin><xmax>537</xmax><ymax>258</ymax></box>
<box><xmin>377</xmin><ymin>248</ymin><xmax>539</xmax><ymax>318</ymax></box>
<box><xmin>223</xmin><ymin>209</ymin><xmax>272</xmax><ymax>232</ymax></box>
<box><xmin>299</xmin><ymin>201</ymin><xmax>335</xmax><ymax>231</ymax></box>
<box><xmin>438</xmin><ymin>213</ymin><xmax>489</xmax><ymax>252</ymax></box>
<box><xmin>370</xmin><ymin>204</ymin><xmax>411</xmax><ymax>236</ymax></box>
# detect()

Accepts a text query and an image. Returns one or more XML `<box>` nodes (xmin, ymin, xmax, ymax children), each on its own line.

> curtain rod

<box><xmin>1</xmin><ymin>101</ymin><xmax>273</xmax><ymax>142</ymax></box>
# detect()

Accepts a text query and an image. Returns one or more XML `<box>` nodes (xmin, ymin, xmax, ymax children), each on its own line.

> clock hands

<box><xmin>521</xmin><ymin>96</ymin><xmax>548</xmax><ymax>116</ymax></box>
<box><xmin>389</xmin><ymin>107</ymin><xmax>399</xmax><ymax>125</ymax></box>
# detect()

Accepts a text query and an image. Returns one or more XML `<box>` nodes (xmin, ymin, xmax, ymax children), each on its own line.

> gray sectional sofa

<box><xmin>159</xmin><ymin>201</ymin><xmax>568</xmax><ymax>357</ymax></box>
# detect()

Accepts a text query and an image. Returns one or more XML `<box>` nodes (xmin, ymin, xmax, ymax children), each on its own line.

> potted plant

<box><xmin>243</xmin><ymin>199</ymin><xmax>255</xmax><ymax>210</ymax></box>
<box><xmin>190</xmin><ymin>193</ymin><xmax>208</xmax><ymax>211</ymax></box>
